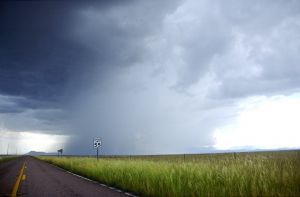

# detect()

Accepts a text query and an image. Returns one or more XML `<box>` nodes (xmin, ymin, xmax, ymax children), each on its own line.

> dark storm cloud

<box><xmin>0</xmin><ymin>95</ymin><xmax>26</xmax><ymax>113</ymax></box>
<box><xmin>0</xmin><ymin>0</ymin><xmax>184</xmax><ymax>152</ymax></box>
<box><xmin>0</xmin><ymin>1</ymin><xmax>89</xmax><ymax>105</ymax></box>
<box><xmin>0</xmin><ymin>1</ymin><xmax>136</xmax><ymax>116</ymax></box>
<box><xmin>0</xmin><ymin>0</ymin><xmax>179</xmax><ymax>106</ymax></box>
<box><xmin>1</xmin><ymin>0</ymin><xmax>299</xmax><ymax>154</ymax></box>
<box><xmin>0</xmin><ymin>1</ymin><xmax>135</xmax><ymax>132</ymax></box>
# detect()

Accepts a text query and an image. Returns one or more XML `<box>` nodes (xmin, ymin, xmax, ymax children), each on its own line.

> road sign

<box><xmin>94</xmin><ymin>138</ymin><xmax>102</xmax><ymax>160</ymax></box>
<box><xmin>57</xmin><ymin>149</ymin><xmax>63</xmax><ymax>157</ymax></box>
<box><xmin>93</xmin><ymin>138</ymin><xmax>102</xmax><ymax>148</ymax></box>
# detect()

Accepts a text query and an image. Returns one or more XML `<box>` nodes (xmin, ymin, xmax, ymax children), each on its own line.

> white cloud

<box><xmin>214</xmin><ymin>93</ymin><xmax>300</xmax><ymax>150</ymax></box>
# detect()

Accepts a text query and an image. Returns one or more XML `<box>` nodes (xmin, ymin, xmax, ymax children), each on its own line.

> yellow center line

<box><xmin>10</xmin><ymin>161</ymin><xmax>26</xmax><ymax>197</ymax></box>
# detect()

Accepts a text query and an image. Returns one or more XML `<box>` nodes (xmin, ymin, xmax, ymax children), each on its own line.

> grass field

<box><xmin>0</xmin><ymin>156</ymin><xmax>16</xmax><ymax>163</ymax></box>
<box><xmin>39</xmin><ymin>150</ymin><xmax>300</xmax><ymax>197</ymax></box>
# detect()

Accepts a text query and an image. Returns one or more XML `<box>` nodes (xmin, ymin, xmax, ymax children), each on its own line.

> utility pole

<box><xmin>7</xmin><ymin>144</ymin><xmax>9</xmax><ymax>155</ymax></box>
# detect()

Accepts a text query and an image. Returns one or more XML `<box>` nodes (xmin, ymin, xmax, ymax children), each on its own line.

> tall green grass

<box><xmin>39</xmin><ymin>151</ymin><xmax>300</xmax><ymax>197</ymax></box>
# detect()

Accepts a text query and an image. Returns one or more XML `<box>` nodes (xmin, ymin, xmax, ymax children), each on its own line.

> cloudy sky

<box><xmin>0</xmin><ymin>0</ymin><xmax>299</xmax><ymax>155</ymax></box>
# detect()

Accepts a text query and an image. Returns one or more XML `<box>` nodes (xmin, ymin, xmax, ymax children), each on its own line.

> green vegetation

<box><xmin>0</xmin><ymin>156</ymin><xmax>16</xmax><ymax>163</ymax></box>
<box><xmin>39</xmin><ymin>150</ymin><xmax>300</xmax><ymax>197</ymax></box>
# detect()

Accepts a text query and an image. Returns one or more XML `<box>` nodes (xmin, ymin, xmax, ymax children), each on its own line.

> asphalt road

<box><xmin>0</xmin><ymin>156</ymin><xmax>128</xmax><ymax>197</ymax></box>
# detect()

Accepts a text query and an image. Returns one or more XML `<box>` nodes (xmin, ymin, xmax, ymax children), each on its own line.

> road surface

<box><xmin>0</xmin><ymin>156</ymin><xmax>128</xmax><ymax>197</ymax></box>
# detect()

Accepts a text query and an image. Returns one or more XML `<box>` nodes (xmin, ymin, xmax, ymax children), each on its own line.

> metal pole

<box><xmin>97</xmin><ymin>147</ymin><xmax>99</xmax><ymax>160</ymax></box>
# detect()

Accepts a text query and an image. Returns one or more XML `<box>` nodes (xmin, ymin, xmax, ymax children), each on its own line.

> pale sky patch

<box><xmin>0</xmin><ymin>129</ymin><xmax>69</xmax><ymax>154</ymax></box>
<box><xmin>213</xmin><ymin>93</ymin><xmax>300</xmax><ymax>150</ymax></box>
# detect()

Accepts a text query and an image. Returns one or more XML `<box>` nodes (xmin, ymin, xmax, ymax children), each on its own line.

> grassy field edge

<box><xmin>0</xmin><ymin>156</ymin><xmax>18</xmax><ymax>164</ymax></box>
<box><xmin>38</xmin><ymin>151</ymin><xmax>300</xmax><ymax>197</ymax></box>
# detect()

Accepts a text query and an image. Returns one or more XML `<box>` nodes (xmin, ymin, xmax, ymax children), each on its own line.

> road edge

<box><xmin>34</xmin><ymin>157</ymin><xmax>138</xmax><ymax>197</ymax></box>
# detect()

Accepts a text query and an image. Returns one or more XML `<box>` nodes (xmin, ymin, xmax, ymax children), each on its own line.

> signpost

<box><xmin>93</xmin><ymin>138</ymin><xmax>102</xmax><ymax>160</ymax></box>
<box><xmin>57</xmin><ymin>149</ymin><xmax>63</xmax><ymax>157</ymax></box>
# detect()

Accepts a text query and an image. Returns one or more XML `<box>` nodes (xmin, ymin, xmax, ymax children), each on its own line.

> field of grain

<box><xmin>39</xmin><ymin>150</ymin><xmax>300</xmax><ymax>197</ymax></box>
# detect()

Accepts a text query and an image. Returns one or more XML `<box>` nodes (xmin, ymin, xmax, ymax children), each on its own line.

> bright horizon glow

<box><xmin>213</xmin><ymin>93</ymin><xmax>300</xmax><ymax>150</ymax></box>
<box><xmin>0</xmin><ymin>130</ymin><xmax>69</xmax><ymax>154</ymax></box>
